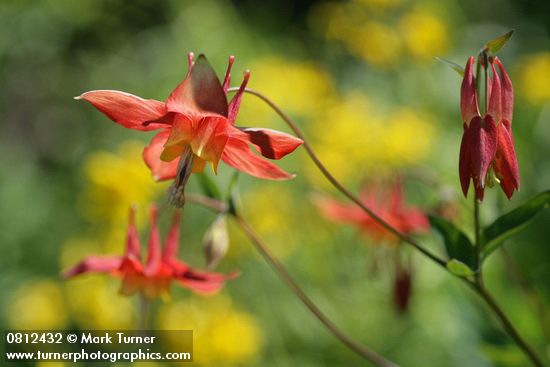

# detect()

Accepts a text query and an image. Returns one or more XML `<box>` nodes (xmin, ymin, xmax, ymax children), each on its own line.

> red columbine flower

<box><xmin>459</xmin><ymin>56</ymin><xmax>519</xmax><ymax>200</ymax></box>
<box><xmin>76</xmin><ymin>53</ymin><xmax>303</xmax><ymax>206</ymax></box>
<box><xmin>317</xmin><ymin>181</ymin><xmax>424</xmax><ymax>313</ymax></box>
<box><xmin>316</xmin><ymin>181</ymin><xmax>429</xmax><ymax>243</ymax></box>
<box><xmin>63</xmin><ymin>206</ymin><xmax>238</xmax><ymax>299</ymax></box>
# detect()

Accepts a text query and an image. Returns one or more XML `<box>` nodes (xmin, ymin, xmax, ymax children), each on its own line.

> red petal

<box><xmin>474</xmin><ymin>183</ymin><xmax>485</xmax><ymax>201</ymax></box>
<box><xmin>400</xmin><ymin>209</ymin><xmax>430</xmax><ymax>234</ymax></box>
<box><xmin>163</xmin><ymin>210</ymin><xmax>181</xmax><ymax>261</ymax></box>
<box><xmin>190</xmin><ymin>116</ymin><xmax>229</xmax><ymax>172</ymax></box>
<box><xmin>468</xmin><ymin>115</ymin><xmax>498</xmax><ymax>189</ymax></box>
<box><xmin>494</xmin><ymin>122</ymin><xmax>520</xmax><ymax>199</ymax></box>
<box><xmin>231</xmin><ymin>127</ymin><xmax>303</xmax><ymax>160</ymax></box>
<box><xmin>164</xmin><ymin>114</ymin><xmax>194</xmax><ymax>148</ymax></box>
<box><xmin>119</xmin><ymin>255</ymin><xmax>145</xmax><ymax>296</ymax></box>
<box><xmin>63</xmin><ymin>256</ymin><xmax>123</xmax><ymax>278</ymax></box>
<box><xmin>227</xmin><ymin>70</ymin><xmax>250</xmax><ymax>124</ymax></box>
<box><xmin>142</xmin><ymin>267</ymin><xmax>173</xmax><ymax>299</ymax></box>
<box><xmin>76</xmin><ymin>90</ymin><xmax>167</xmax><ymax>131</ymax></box>
<box><xmin>315</xmin><ymin>197</ymin><xmax>367</xmax><ymax>225</ymax></box>
<box><xmin>221</xmin><ymin>137</ymin><xmax>294</xmax><ymax>180</ymax></box>
<box><xmin>143</xmin><ymin>130</ymin><xmax>179</xmax><ymax>181</ymax></box>
<box><xmin>460</xmin><ymin>57</ymin><xmax>480</xmax><ymax>125</ymax></box>
<box><xmin>172</xmin><ymin>261</ymin><xmax>239</xmax><ymax>294</ymax></box>
<box><xmin>488</xmin><ymin>61</ymin><xmax>502</xmax><ymax>122</ymax></box>
<box><xmin>125</xmin><ymin>206</ymin><xmax>141</xmax><ymax>258</ymax></box>
<box><xmin>494</xmin><ymin>57</ymin><xmax>514</xmax><ymax>124</ymax></box>
<box><xmin>388</xmin><ymin>181</ymin><xmax>404</xmax><ymax>213</ymax></box>
<box><xmin>145</xmin><ymin>206</ymin><xmax>162</xmax><ymax>276</ymax></box>
<box><xmin>222</xmin><ymin>56</ymin><xmax>235</xmax><ymax>93</ymax></box>
<box><xmin>458</xmin><ymin>124</ymin><xmax>472</xmax><ymax>197</ymax></box>
<box><xmin>166</xmin><ymin>55</ymin><xmax>228</xmax><ymax>117</ymax></box>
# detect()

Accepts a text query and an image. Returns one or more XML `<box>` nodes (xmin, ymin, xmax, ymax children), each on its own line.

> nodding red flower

<box><xmin>63</xmin><ymin>206</ymin><xmax>239</xmax><ymax>299</ymax></box>
<box><xmin>316</xmin><ymin>181</ymin><xmax>429</xmax><ymax>243</ymax></box>
<box><xmin>76</xmin><ymin>53</ymin><xmax>303</xmax><ymax>206</ymax></box>
<box><xmin>459</xmin><ymin>56</ymin><xmax>519</xmax><ymax>200</ymax></box>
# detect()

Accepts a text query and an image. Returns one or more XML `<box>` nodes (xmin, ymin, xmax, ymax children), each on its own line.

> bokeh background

<box><xmin>1</xmin><ymin>0</ymin><xmax>549</xmax><ymax>366</ymax></box>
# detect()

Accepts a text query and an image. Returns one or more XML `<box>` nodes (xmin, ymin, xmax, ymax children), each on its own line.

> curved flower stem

<box><xmin>227</xmin><ymin>87</ymin><xmax>446</xmax><ymax>269</ymax></box>
<box><xmin>186</xmin><ymin>193</ymin><xmax>228</xmax><ymax>212</ymax></box>
<box><xmin>186</xmin><ymin>193</ymin><xmax>399</xmax><ymax>367</ymax></box>
<box><xmin>234</xmin><ymin>213</ymin><xmax>399</xmax><ymax>367</ymax></box>
<box><xmin>470</xmin><ymin>281</ymin><xmax>545</xmax><ymax>367</ymax></box>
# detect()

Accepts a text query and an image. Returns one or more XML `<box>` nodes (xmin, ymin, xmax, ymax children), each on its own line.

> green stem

<box><xmin>471</xmin><ymin>198</ymin><xmax>544</xmax><ymax>366</ymax></box>
<box><xmin>472</xmin><ymin>282</ymin><xmax>546</xmax><ymax>367</ymax></box>
<box><xmin>227</xmin><ymin>87</ymin><xmax>447</xmax><ymax>269</ymax></box>
<box><xmin>138</xmin><ymin>294</ymin><xmax>150</xmax><ymax>330</ymax></box>
<box><xmin>473</xmin><ymin>196</ymin><xmax>482</xmax><ymax>282</ymax></box>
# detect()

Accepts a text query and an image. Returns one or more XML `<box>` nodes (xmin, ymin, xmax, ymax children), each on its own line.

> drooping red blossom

<box><xmin>459</xmin><ymin>56</ymin><xmax>519</xmax><ymax>200</ymax></box>
<box><xmin>63</xmin><ymin>206</ymin><xmax>238</xmax><ymax>299</ymax></box>
<box><xmin>76</xmin><ymin>53</ymin><xmax>303</xmax><ymax>206</ymax></box>
<box><xmin>316</xmin><ymin>181</ymin><xmax>430</xmax><ymax>243</ymax></box>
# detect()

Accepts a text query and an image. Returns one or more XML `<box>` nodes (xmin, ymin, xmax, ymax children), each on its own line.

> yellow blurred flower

<box><xmin>399</xmin><ymin>10</ymin><xmax>449</xmax><ymax>61</ymax></box>
<box><xmin>157</xmin><ymin>296</ymin><xmax>263</xmax><ymax>366</ymax></box>
<box><xmin>306</xmin><ymin>93</ymin><xmax>435</xmax><ymax>185</ymax></box>
<box><xmin>310</xmin><ymin>1</ymin><xmax>451</xmax><ymax>67</ymax></box>
<box><xmin>7</xmin><ymin>280</ymin><xmax>68</xmax><ymax>330</ymax></box>
<box><xmin>238</xmin><ymin>57</ymin><xmax>334</xmax><ymax>125</ymax></box>
<box><xmin>79</xmin><ymin>140</ymin><xmax>166</xmax><ymax>229</ymax></box>
<box><xmin>517</xmin><ymin>52</ymin><xmax>550</xmax><ymax>104</ymax></box>
<box><xmin>311</xmin><ymin>2</ymin><xmax>402</xmax><ymax>68</ymax></box>
<box><xmin>238</xmin><ymin>186</ymin><xmax>300</xmax><ymax>258</ymax></box>
<box><xmin>65</xmin><ymin>277</ymin><xmax>135</xmax><ymax>330</ymax></box>
<box><xmin>383</xmin><ymin>107</ymin><xmax>435</xmax><ymax>164</ymax></box>
<box><xmin>349</xmin><ymin>21</ymin><xmax>402</xmax><ymax>67</ymax></box>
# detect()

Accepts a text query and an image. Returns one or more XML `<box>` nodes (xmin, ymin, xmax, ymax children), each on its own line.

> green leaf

<box><xmin>481</xmin><ymin>191</ymin><xmax>550</xmax><ymax>258</ymax></box>
<box><xmin>196</xmin><ymin>172</ymin><xmax>222</xmax><ymax>200</ymax></box>
<box><xmin>446</xmin><ymin>259</ymin><xmax>475</xmax><ymax>277</ymax></box>
<box><xmin>484</xmin><ymin>30</ymin><xmax>514</xmax><ymax>54</ymax></box>
<box><xmin>429</xmin><ymin>215</ymin><xmax>475</xmax><ymax>268</ymax></box>
<box><xmin>435</xmin><ymin>57</ymin><xmax>464</xmax><ymax>77</ymax></box>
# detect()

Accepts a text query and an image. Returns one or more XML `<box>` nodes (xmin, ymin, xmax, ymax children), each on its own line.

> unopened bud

<box><xmin>393</xmin><ymin>269</ymin><xmax>412</xmax><ymax>314</ymax></box>
<box><xmin>203</xmin><ymin>215</ymin><xmax>229</xmax><ymax>270</ymax></box>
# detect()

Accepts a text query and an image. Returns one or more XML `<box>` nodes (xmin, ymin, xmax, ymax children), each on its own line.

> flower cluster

<box><xmin>459</xmin><ymin>56</ymin><xmax>519</xmax><ymax>200</ymax></box>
